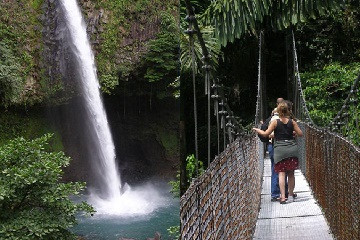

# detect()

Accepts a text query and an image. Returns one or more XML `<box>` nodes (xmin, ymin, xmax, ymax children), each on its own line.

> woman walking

<box><xmin>253</xmin><ymin>101</ymin><xmax>303</xmax><ymax>204</ymax></box>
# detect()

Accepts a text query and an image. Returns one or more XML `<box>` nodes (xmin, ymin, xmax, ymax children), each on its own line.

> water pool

<box><xmin>72</xmin><ymin>182</ymin><xmax>179</xmax><ymax>240</ymax></box>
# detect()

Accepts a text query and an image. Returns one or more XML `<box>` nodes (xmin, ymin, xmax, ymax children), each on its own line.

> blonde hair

<box><xmin>277</xmin><ymin>102</ymin><xmax>291</xmax><ymax>118</ymax></box>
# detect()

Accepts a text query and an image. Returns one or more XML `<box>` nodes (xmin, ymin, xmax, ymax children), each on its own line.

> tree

<box><xmin>143</xmin><ymin>12</ymin><xmax>179</xmax><ymax>89</ymax></box>
<box><xmin>301</xmin><ymin>63</ymin><xmax>360</xmax><ymax>144</ymax></box>
<box><xmin>205</xmin><ymin>0</ymin><xmax>344</xmax><ymax>46</ymax></box>
<box><xmin>0</xmin><ymin>134</ymin><xmax>94</xmax><ymax>240</ymax></box>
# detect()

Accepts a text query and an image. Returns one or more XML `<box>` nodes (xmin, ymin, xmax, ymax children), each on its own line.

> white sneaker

<box><xmin>287</xmin><ymin>196</ymin><xmax>294</xmax><ymax>203</ymax></box>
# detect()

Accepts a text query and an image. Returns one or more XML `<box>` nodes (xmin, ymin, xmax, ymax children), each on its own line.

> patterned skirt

<box><xmin>274</xmin><ymin>157</ymin><xmax>299</xmax><ymax>173</ymax></box>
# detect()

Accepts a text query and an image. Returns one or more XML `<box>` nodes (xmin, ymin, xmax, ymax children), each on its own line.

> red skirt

<box><xmin>274</xmin><ymin>157</ymin><xmax>299</xmax><ymax>173</ymax></box>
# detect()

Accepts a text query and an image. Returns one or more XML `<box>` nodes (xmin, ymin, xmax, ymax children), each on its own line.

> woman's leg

<box><xmin>287</xmin><ymin>170</ymin><xmax>295</xmax><ymax>196</ymax></box>
<box><xmin>279</xmin><ymin>172</ymin><xmax>286</xmax><ymax>201</ymax></box>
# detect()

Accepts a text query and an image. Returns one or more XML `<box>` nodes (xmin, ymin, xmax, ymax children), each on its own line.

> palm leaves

<box><xmin>180</xmin><ymin>25</ymin><xmax>222</xmax><ymax>73</ymax></box>
<box><xmin>206</xmin><ymin>0</ymin><xmax>345</xmax><ymax>46</ymax></box>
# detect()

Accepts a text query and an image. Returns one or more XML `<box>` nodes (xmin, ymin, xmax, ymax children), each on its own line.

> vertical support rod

<box><xmin>189</xmin><ymin>29</ymin><xmax>199</xmax><ymax>175</ymax></box>
<box><xmin>207</xmin><ymin>71</ymin><xmax>211</xmax><ymax>166</ymax></box>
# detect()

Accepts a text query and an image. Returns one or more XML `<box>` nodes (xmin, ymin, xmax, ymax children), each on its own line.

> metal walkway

<box><xmin>253</xmin><ymin>157</ymin><xmax>334</xmax><ymax>240</ymax></box>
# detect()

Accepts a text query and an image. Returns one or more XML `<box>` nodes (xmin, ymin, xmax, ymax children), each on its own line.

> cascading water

<box><xmin>59</xmin><ymin>0</ymin><xmax>121</xmax><ymax>200</ymax></box>
<box><xmin>57</xmin><ymin>1</ymin><xmax>179</xmax><ymax>236</ymax></box>
<box><xmin>58</xmin><ymin>0</ymin><xmax>169</xmax><ymax>215</ymax></box>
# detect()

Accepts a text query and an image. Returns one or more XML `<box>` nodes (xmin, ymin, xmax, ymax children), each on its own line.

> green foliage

<box><xmin>94</xmin><ymin>0</ymin><xmax>179</xmax><ymax>95</ymax></box>
<box><xmin>0</xmin><ymin>134</ymin><xmax>94</xmax><ymax>240</ymax></box>
<box><xmin>0</xmin><ymin>41</ymin><xmax>24</xmax><ymax>107</ymax></box>
<box><xmin>170</xmin><ymin>76</ymin><xmax>180</xmax><ymax>98</ymax></box>
<box><xmin>169</xmin><ymin>172</ymin><xmax>180</xmax><ymax>198</ymax></box>
<box><xmin>30</xmin><ymin>0</ymin><xmax>44</xmax><ymax>10</ymax></box>
<box><xmin>337</xmin><ymin>97</ymin><xmax>360</xmax><ymax>145</ymax></box>
<box><xmin>93</xmin><ymin>0</ymin><xmax>125</xmax><ymax>94</ymax></box>
<box><xmin>296</xmin><ymin>1</ymin><xmax>360</xmax><ymax>69</ymax></box>
<box><xmin>169</xmin><ymin>154</ymin><xmax>204</xmax><ymax>199</ymax></box>
<box><xmin>0</xmin><ymin>0</ymin><xmax>44</xmax><ymax>107</ymax></box>
<box><xmin>302</xmin><ymin>62</ymin><xmax>360</xmax><ymax>126</ymax></box>
<box><xmin>180</xmin><ymin>25</ymin><xmax>222</xmax><ymax>74</ymax></box>
<box><xmin>99</xmin><ymin>74</ymin><xmax>119</xmax><ymax>93</ymax></box>
<box><xmin>167</xmin><ymin>225</ymin><xmax>180</xmax><ymax>240</ymax></box>
<box><xmin>157</xmin><ymin>126</ymin><xmax>179</xmax><ymax>157</ymax></box>
<box><xmin>180</xmin><ymin>0</ymin><xmax>210</xmax><ymax>20</ymax></box>
<box><xmin>185</xmin><ymin>154</ymin><xmax>204</xmax><ymax>181</ymax></box>
<box><xmin>205</xmin><ymin>0</ymin><xmax>344</xmax><ymax>46</ymax></box>
<box><xmin>142</xmin><ymin>12</ymin><xmax>179</xmax><ymax>97</ymax></box>
<box><xmin>0</xmin><ymin>111</ymin><xmax>63</xmax><ymax>151</ymax></box>
<box><xmin>91</xmin><ymin>0</ymin><xmax>151</xmax><ymax>93</ymax></box>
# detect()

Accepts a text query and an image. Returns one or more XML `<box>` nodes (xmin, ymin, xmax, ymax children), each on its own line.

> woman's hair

<box><xmin>284</xmin><ymin>100</ymin><xmax>297</xmax><ymax>120</ymax></box>
<box><xmin>277</xmin><ymin>102</ymin><xmax>291</xmax><ymax>118</ymax></box>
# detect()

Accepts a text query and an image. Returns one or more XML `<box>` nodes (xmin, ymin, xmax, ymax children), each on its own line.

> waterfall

<box><xmin>58</xmin><ymin>0</ymin><xmax>169</xmax><ymax>216</ymax></box>
<box><xmin>59</xmin><ymin>0</ymin><xmax>121</xmax><ymax>199</ymax></box>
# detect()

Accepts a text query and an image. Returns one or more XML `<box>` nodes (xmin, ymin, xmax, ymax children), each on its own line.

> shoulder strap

<box><xmin>288</xmin><ymin>119</ymin><xmax>293</xmax><ymax>125</ymax></box>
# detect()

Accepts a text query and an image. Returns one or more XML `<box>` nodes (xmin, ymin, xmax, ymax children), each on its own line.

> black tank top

<box><xmin>274</xmin><ymin>119</ymin><xmax>294</xmax><ymax>141</ymax></box>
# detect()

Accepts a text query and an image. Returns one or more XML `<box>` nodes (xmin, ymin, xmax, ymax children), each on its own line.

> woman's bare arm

<box><xmin>292</xmin><ymin>120</ymin><xmax>303</xmax><ymax>137</ymax></box>
<box><xmin>253</xmin><ymin>120</ymin><xmax>277</xmax><ymax>137</ymax></box>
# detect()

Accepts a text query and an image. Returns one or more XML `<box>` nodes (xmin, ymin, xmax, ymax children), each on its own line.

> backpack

<box><xmin>258</xmin><ymin>116</ymin><xmax>272</xmax><ymax>143</ymax></box>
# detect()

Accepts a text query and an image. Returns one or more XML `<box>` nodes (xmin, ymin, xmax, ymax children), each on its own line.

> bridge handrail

<box><xmin>180</xmin><ymin>136</ymin><xmax>264</xmax><ymax>239</ymax></box>
<box><xmin>300</xmin><ymin>121</ymin><xmax>360</xmax><ymax>240</ymax></box>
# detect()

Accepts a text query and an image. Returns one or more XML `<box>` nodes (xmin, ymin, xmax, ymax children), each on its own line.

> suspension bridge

<box><xmin>180</xmin><ymin>2</ymin><xmax>360</xmax><ymax>240</ymax></box>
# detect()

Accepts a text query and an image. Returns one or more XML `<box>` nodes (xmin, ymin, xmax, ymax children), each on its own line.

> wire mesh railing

<box><xmin>180</xmin><ymin>136</ymin><xmax>264</xmax><ymax>240</ymax></box>
<box><xmin>292</xmin><ymin>31</ymin><xmax>360</xmax><ymax>240</ymax></box>
<box><xmin>304</xmin><ymin>124</ymin><xmax>360</xmax><ymax>240</ymax></box>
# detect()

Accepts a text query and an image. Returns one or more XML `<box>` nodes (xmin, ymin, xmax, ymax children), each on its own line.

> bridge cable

<box><xmin>255</xmin><ymin>30</ymin><xmax>264</xmax><ymax>125</ymax></box>
<box><xmin>213</xmin><ymin>82</ymin><xmax>220</xmax><ymax>155</ymax></box>
<box><xmin>220</xmin><ymin>97</ymin><xmax>226</xmax><ymax>150</ymax></box>
<box><xmin>186</xmin><ymin>17</ymin><xmax>199</xmax><ymax>175</ymax></box>
<box><xmin>292</xmin><ymin>31</ymin><xmax>314</xmax><ymax>124</ymax></box>
<box><xmin>205</xmin><ymin>62</ymin><xmax>211</xmax><ymax>166</ymax></box>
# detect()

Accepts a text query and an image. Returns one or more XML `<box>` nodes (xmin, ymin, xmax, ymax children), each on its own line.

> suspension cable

<box><xmin>187</xmin><ymin>22</ymin><xmax>199</xmax><ymax>175</ymax></box>
<box><xmin>205</xmin><ymin>66</ymin><xmax>211</xmax><ymax>166</ymax></box>
<box><xmin>292</xmin><ymin>31</ymin><xmax>314</xmax><ymax>124</ymax></box>
<box><xmin>255</xmin><ymin>30</ymin><xmax>264</xmax><ymax>125</ymax></box>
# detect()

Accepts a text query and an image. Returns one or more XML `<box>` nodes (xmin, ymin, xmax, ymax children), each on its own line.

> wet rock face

<box><xmin>105</xmin><ymin>95</ymin><xmax>179</xmax><ymax>185</ymax></box>
<box><xmin>78</xmin><ymin>0</ymin><xmax>162</xmax><ymax>67</ymax></box>
<box><xmin>42</xmin><ymin>0</ymin><xmax>81</xmax><ymax>103</ymax></box>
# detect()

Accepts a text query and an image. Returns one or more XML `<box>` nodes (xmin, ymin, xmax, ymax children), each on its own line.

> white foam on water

<box><xmin>87</xmin><ymin>183</ymin><xmax>170</xmax><ymax>217</ymax></box>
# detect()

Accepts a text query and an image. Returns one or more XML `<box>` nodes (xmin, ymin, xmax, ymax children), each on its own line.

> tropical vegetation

<box><xmin>180</xmin><ymin>0</ymin><xmax>360</xmax><ymax>187</ymax></box>
<box><xmin>0</xmin><ymin>134</ymin><xmax>94</xmax><ymax>240</ymax></box>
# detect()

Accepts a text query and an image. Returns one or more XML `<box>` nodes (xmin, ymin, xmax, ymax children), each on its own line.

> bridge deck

<box><xmin>253</xmin><ymin>157</ymin><xmax>334</xmax><ymax>240</ymax></box>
